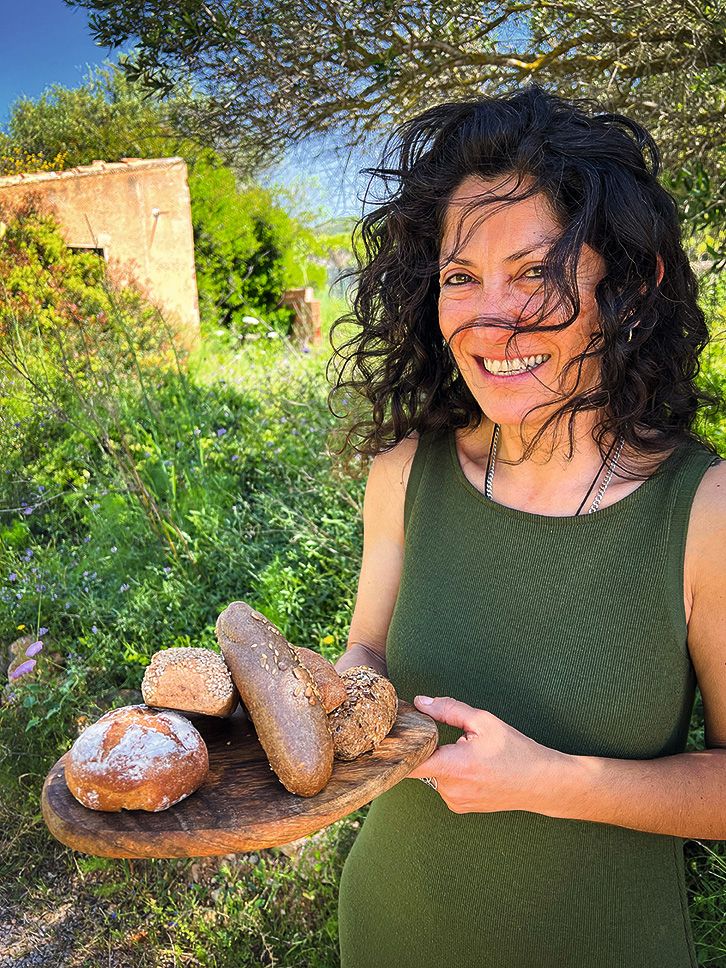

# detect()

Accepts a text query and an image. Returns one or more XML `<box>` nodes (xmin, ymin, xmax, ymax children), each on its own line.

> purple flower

<box><xmin>231</xmin><ymin>454</ymin><xmax>239</xmax><ymax>462</ymax></box>
<box><xmin>91</xmin><ymin>503</ymin><xmax>100</xmax><ymax>511</ymax></box>
<box><xmin>9</xmin><ymin>658</ymin><xmax>36</xmax><ymax>680</ymax></box>
<box><xmin>23</xmin><ymin>549</ymin><xmax>33</xmax><ymax>559</ymax></box>
<box><xmin>23</xmin><ymin>507</ymin><xmax>33</xmax><ymax>515</ymax></box>
<box><xmin>38</xmin><ymin>485</ymin><xmax>45</xmax><ymax>493</ymax></box>
<box><xmin>39</xmin><ymin>627</ymin><xmax>48</xmax><ymax>635</ymax></box>
<box><xmin>83</xmin><ymin>535</ymin><xmax>90</xmax><ymax>543</ymax></box>
<box><xmin>163</xmin><ymin>566</ymin><xmax>172</xmax><ymax>575</ymax></box>
<box><xmin>216</xmin><ymin>428</ymin><xmax>227</xmax><ymax>437</ymax></box>
<box><xmin>25</xmin><ymin>641</ymin><xmax>43</xmax><ymax>657</ymax></box>
<box><xmin>91</xmin><ymin>625</ymin><xmax>98</xmax><ymax>634</ymax></box>
<box><xmin>8</xmin><ymin>573</ymin><xmax>16</xmax><ymax>582</ymax></box>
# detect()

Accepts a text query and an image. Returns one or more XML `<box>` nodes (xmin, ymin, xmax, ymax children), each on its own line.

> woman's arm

<box><xmin>334</xmin><ymin>435</ymin><xmax>419</xmax><ymax>677</ymax></box>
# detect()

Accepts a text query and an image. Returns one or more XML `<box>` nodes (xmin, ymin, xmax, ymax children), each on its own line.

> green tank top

<box><xmin>338</xmin><ymin>428</ymin><xmax>720</xmax><ymax>968</ymax></box>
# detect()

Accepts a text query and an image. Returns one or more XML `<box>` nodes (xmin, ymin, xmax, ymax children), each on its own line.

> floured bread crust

<box><xmin>66</xmin><ymin>704</ymin><xmax>209</xmax><ymax>812</ymax></box>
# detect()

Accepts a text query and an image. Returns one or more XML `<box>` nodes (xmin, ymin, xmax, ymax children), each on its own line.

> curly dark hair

<box><xmin>327</xmin><ymin>82</ymin><xmax>722</xmax><ymax>476</ymax></box>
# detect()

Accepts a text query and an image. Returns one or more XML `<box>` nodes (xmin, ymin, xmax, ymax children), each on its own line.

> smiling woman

<box><xmin>330</xmin><ymin>82</ymin><xmax>726</xmax><ymax>968</ymax></box>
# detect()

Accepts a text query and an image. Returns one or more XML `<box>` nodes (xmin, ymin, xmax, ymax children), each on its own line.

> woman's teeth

<box><xmin>480</xmin><ymin>354</ymin><xmax>550</xmax><ymax>376</ymax></box>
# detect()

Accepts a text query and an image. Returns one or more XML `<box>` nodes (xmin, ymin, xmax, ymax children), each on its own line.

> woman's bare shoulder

<box><xmin>370</xmin><ymin>432</ymin><xmax>420</xmax><ymax>493</ymax></box>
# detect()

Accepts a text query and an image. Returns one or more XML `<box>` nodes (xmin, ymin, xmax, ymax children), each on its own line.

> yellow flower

<box><xmin>16</xmin><ymin>624</ymin><xmax>26</xmax><ymax>631</ymax></box>
<box><xmin>321</xmin><ymin>634</ymin><xmax>334</xmax><ymax>645</ymax></box>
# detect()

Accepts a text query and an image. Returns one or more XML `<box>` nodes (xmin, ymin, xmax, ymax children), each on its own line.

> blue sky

<box><xmin>0</xmin><ymin>1</ymin><xmax>118</xmax><ymax>126</ymax></box>
<box><xmin>0</xmin><ymin>0</ymin><xmax>377</xmax><ymax>221</ymax></box>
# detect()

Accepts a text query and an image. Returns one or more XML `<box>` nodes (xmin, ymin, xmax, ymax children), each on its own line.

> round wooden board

<box><xmin>41</xmin><ymin>699</ymin><xmax>439</xmax><ymax>859</ymax></box>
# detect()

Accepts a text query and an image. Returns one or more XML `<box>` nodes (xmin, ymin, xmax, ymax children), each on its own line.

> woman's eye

<box><xmin>522</xmin><ymin>265</ymin><xmax>546</xmax><ymax>280</ymax></box>
<box><xmin>442</xmin><ymin>273</ymin><xmax>473</xmax><ymax>286</ymax></box>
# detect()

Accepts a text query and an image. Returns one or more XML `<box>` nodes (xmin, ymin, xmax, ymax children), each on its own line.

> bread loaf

<box><xmin>141</xmin><ymin>646</ymin><xmax>239</xmax><ymax>717</ymax></box>
<box><xmin>65</xmin><ymin>704</ymin><xmax>209</xmax><ymax>812</ymax></box>
<box><xmin>215</xmin><ymin>602</ymin><xmax>334</xmax><ymax>797</ymax></box>
<box><xmin>328</xmin><ymin>666</ymin><xmax>398</xmax><ymax>760</ymax></box>
<box><xmin>294</xmin><ymin>646</ymin><xmax>347</xmax><ymax>713</ymax></box>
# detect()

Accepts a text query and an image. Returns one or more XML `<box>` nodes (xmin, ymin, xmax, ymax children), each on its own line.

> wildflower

<box><xmin>120</xmin><ymin>583</ymin><xmax>130</xmax><ymax>592</ymax></box>
<box><xmin>16</xmin><ymin>624</ymin><xmax>25</xmax><ymax>630</ymax></box>
<box><xmin>38</xmin><ymin>485</ymin><xmax>45</xmax><ymax>493</ymax></box>
<box><xmin>216</xmin><ymin>428</ymin><xmax>227</xmax><ymax>437</ymax></box>
<box><xmin>25</xmin><ymin>641</ymin><xmax>43</xmax><ymax>657</ymax></box>
<box><xmin>91</xmin><ymin>503</ymin><xmax>100</xmax><ymax>511</ymax></box>
<box><xmin>83</xmin><ymin>536</ymin><xmax>90</xmax><ymax>543</ymax></box>
<box><xmin>23</xmin><ymin>549</ymin><xmax>34</xmax><ymax>559</ymax></box>
<box><xmin>194</xmin><ymin>428</ymin><xmax>201</xmax><ymax>436</ymax></box>
<box><xmin>10</xmin><ymin>659</ymin><xmax>36</xmax><ymax>680</ymax></box>
<box><xmin>8</xmin><ymin>573</ymin><xmax>16</xmax><ymax>582</ymax></box>
<box><xmin>231</xmin><ymin>454</ymin><xmax>239</xmax><ymax>462</ymax></box>
<box><xmin>163</xmin><ymin>566</ymin><xmax>172</xmax><ymax>575</ymax></box>
<box><xmin>39</xmin><ymin>627</ymin><xmax>48</xmax><ymax>635</ymax></box>
<box><xmin>110</xmin><ymin>546</ymin><xmax>117</xmax><ymax>553</ymax></box>
<box><xmin>23</xmin><ymin>507</ymin><xmax>33</xmax><ymax>516</ymax></box>
<box><xmin>321</xmin><ymin>635</ymin><xmax>335</xmax><ymax>645</ymax></box>
<box><xmin>91</xmin><ymin>625</ymin><xmax>98</xmax><ymax>634</ymax></box>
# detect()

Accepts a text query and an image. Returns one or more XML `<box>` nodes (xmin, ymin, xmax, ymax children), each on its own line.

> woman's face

<box><xmin>438</xmin><ymin>174</ymin><xmax>606</xmax><ymax>432</ymax></box>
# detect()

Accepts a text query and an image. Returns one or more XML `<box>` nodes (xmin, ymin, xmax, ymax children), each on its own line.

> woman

<box><xmin>330</xmin><ymin>84</ymin><xmax>725</xmax><ymax>968</ymax></box>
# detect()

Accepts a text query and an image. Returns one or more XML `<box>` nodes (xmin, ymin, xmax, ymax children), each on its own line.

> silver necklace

<box><xmin>484</xmin><ymin>424</ymin><xmax>626</xmax><ymax>515</ymax></box>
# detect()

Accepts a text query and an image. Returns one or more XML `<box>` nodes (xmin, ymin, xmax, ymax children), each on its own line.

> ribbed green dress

<box><xmin>337</xmin><ymin>428</ymin><xmax>720</xmax><ymax>968</ymax></box>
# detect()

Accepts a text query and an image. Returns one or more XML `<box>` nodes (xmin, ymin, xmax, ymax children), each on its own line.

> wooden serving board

<box><xmin>41</xmin><ymin>699</ymin><xmax>439</xmax><ymax>859</ymax></box>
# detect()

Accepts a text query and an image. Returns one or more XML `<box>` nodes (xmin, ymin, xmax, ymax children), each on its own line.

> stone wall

<box><xmin>0</xmin><ymin>158</ymin><xmax>200</xmax><ymax>353</ymax></box>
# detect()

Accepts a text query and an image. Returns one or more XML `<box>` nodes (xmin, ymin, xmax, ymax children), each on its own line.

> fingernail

<box><xmin>416</xmin><ymin>695</ymin><xmax>433</xmax><ymax>706</ymax></box>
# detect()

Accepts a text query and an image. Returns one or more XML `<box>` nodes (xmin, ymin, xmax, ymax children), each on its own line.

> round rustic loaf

<box><xmin>65</xmin><ymin>704</ymin><xmax>209</xmax><ymax>812</ymax></box>
<box><xmin>328</xmin><ymin>666</ymin><xmax>398</xmax><ymax>760</ymax></box>
<box><xmin>141</xmin><ymin>646</ymin><xmax>239</xmax><ymax>717</ymax></box>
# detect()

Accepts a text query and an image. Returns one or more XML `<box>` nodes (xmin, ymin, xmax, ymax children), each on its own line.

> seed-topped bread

<box><xmin>141</xmin><ymin>647</ymin><xmax>239</xmax><ymax>718</ymax></box>
<box><xmin>328</xmin><ymin>666</ymin><xmax>398</xmax><ymax>760</ymax></box>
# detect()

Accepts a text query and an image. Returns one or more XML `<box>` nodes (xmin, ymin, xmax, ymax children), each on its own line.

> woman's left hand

<box><xmin>406</xmin><ymin>695</ymin><xmax>570</xmax><ymax>815</ymax></box>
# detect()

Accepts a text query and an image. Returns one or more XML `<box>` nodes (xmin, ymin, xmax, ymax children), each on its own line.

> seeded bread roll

<box><xmin>293</xmin><ymin>646</ymin><xmax>347</xmax><ymax>713</ymax></box>
<box><xmin>65</xmin><ymin>704</ymin><xmax>209</xmax><ymax>812</ymax></box>
<box><xmin>328</xmin><ymin>666</ymin><xmax>398</xmax><ymax>761</ymax></box>
<box><xmin>141</xmin><ymin>647</ymin><xmax>239</xmax><ymax>717</ymax></box>
<box><xmin>215</xmin><ymin>602</ymin><xmax>334</xmax><ymax>797</ymax></box>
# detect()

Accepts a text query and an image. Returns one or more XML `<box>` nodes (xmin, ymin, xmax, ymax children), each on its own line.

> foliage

<box><xmin>65</xmin><ymin>0</ymin><xmax>725</xmax><ymax>237</ymax></box>
<box><xmin>4</xmin><ymin>61</ymin><xmax>205</xmax><ymax>172</ymax></box>
<box><xmin>188</xmin><ymin>155</ymin><xmax>329</xmax><ymax>333</ymax></box>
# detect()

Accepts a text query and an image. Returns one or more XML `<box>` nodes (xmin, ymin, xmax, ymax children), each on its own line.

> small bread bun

<box><xmin>328</xmin><ymin>666</ymin><xmax>398</xmax><ymax>761</ymax></box>
<box><xmin>294</xmin><ymin>646</ymin><xmax>347</xmax><ymax>713</ymax></box>
<box><xmin>141</xmin><ymin>647</ymin><xmax>239</xmax><ymax>717</ymax></box>
<box><xmin>66</xmin><ymin>704</ymin><xmax>209</xmax><ymax>812</ymax></box>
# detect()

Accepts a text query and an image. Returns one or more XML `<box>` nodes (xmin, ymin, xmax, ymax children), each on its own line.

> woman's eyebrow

<box><xmin>438</xmin><ymin>242</ymin><xmax>551</xmax><ymax>272</ymax></box>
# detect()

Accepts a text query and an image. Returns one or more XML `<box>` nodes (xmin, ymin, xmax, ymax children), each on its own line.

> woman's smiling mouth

<box><xmin>476</xmin><ymin>353</ymin><xmax>551</xmax><ymax>378</ymax></box>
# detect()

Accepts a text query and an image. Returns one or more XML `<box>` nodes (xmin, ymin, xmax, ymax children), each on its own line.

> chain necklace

<box><xmin>484</xmin><ymin>424</ymin><xmax>626</xmax><ymax>515</ymax></box>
